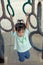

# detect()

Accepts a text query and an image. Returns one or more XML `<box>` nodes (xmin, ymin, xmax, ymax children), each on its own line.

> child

<box><xmin>10</xmin><ymin>15</ymin><xmax>32</xmax><ymax>62</ymax></box>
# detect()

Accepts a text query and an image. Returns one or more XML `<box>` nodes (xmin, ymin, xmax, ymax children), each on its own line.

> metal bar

<box><xmin>1</xmin><ymin>0</ymin><xmax>6</xmax><ymax>16</ymax></box>
<box><xmin>32</xmin><ymin>0</ymin><xmax>35</xmax><ymax>13</ymax></box>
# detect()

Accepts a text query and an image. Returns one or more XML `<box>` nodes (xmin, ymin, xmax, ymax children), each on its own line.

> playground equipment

<box><xmin>7</xmin><ymin>0</ymin><xmax>15</xmax><ymax>16</ymax></box>
<box><xmin>23</xmin><ymin>0</ymin><xmax>43</xmax><ymax>58</ymax></box>
<box><xmin>0</xmin><ymin>0</ymin><xmax>43</xmax><ymax>63</ymax></box>
<box><xmin>0</xmin><ymin>0</ymin><xmax>14</xmax><ymax>63</ymax></box>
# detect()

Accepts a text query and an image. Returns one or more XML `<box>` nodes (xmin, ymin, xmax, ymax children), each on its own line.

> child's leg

<box><xmin>17</xmin><ymin>52</ymin><xmax>25</xmax><ymax>62</ymax></box>
<box><xmin>24</xmin><ymin>50</ymin><xmax>30</xmax><ymax>59</ymax></box>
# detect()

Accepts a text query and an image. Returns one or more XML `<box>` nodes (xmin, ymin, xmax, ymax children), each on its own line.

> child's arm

<box><xmin>25</xmin><ymin>15</ymin><xmax>29</xmax><ymax>30</ymax></box>
<box><xmin>10</xmin><ymin>15</ymin><xmax>16</xmax><ymax>32</ymax></box>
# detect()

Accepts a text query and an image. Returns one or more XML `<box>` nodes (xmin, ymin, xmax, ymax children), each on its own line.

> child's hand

<box><xmin>25</xmin><ymin>13</ymin><xmax>29</xmax><ymax>18</ymax></box>
<box><xmin>25</xmin><ymin>14</ymin><xmax>28</xmax><ymax>19</ymax></box>
<box><xmin>10</xmin><ymin>15</ymin><xmax>13</xmax><ymax>21</ymax></box>
<box><xmin>26</xmin><ymin>21</ymin><xmax>29</xmax><ymax>29</ymax></box>
<box><xmin>25</xmin><ymin>14</ymin><xmax>29</xmax><ymax>22</ymax></box>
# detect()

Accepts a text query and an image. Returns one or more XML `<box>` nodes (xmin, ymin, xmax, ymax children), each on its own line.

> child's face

<box><xmin>17</xmin><ymin>29</ymin><xmax>25</xmax><ymax>37</ymax></box>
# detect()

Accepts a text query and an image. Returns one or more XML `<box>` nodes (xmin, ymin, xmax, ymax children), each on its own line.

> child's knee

<box><xmin>17</xmin><ymin>52</ymin><xmax>25</xmax><ymax>62</ymax></box>
<box><xmin>25</xmin><ymin>51</ymin><xmax>30</xmax><ymax>59</ymax></box>
<box><xmin>25</xmin><ymin>54</ymin><xmax>30</xmax><ymax>59</ymax></box>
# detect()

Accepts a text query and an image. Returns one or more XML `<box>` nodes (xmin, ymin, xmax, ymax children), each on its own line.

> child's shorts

<box><xmin>17</xmin><ymin>50</ymin><xmax>30</xmax><ymax>62</ymax></box>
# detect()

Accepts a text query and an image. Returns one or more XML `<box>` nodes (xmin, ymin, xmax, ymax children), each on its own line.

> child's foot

<box><xmin>16</xmin><ymin>61</ymin><xmax>24</xmax><ymax>65</ymax></box>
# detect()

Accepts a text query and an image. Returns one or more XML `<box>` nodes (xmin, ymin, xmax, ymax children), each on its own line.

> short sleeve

<box><xmin>14</xmin><ymin>42</ymin><xmax>17</xmax><ymax>50</ymax></box>
<box><xmin>25</xmin><ymin>29</ymin><xmax>30</xmax><ymax>35</ymax></box>
<box><xmin>11</xmin><ymin>31</ymin><xmax>16</xmax><ymax>36</ymax></box>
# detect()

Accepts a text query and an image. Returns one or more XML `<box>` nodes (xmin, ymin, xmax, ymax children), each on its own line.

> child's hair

<box><xmin>15</xmin><ymin>19</ymin><xmax>26</xmax><ymax>32</ymax></box>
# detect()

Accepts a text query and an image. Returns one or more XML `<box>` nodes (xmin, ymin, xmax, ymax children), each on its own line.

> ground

<box><xmin>0</xmin><ymin>32</ymin><xmax>43</xmax><ymax>65</ymax></box>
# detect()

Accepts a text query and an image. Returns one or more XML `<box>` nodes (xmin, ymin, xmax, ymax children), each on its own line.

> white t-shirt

<box><xmin>11</xmin><ymin>29</ymin><xmax>32</xmax><ymax>52</ymax></box>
